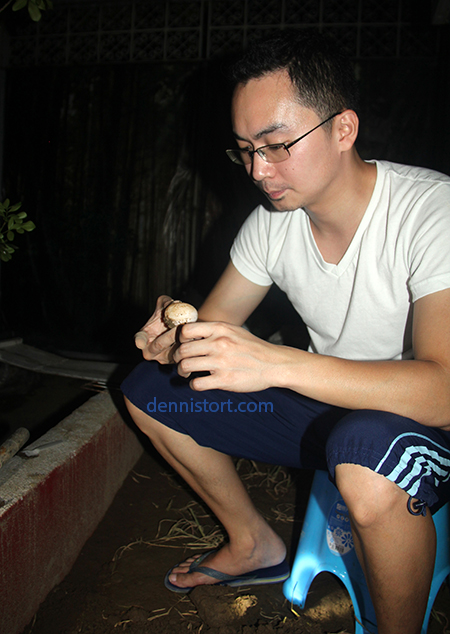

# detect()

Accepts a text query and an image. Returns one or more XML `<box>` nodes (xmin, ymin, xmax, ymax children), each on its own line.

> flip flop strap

<box><xmin>192</xmin><ymin>565</ymin><xmax>254</xmax><ymax>582</ymax></box>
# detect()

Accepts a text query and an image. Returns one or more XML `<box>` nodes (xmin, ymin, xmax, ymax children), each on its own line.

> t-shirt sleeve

<box><xmin>407</xmin><ymin>183</ymin><xmax>450</xmax><ymax>302</ymax></box>
<box><xmin>229</xmin><ymin>205</ymin><xmax>274</xmax><ymax>286</ymax></box>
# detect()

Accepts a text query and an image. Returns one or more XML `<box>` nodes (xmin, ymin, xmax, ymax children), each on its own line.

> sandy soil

<box><xmin>18</xmin><ymin>445</ymin><xmax>356</xmax><ymax>634</ymax></box>
<box><xmin>20</xmin><ymin>442</ymin><xmax>450</xmax><ymax>634</ymax></box>
<box><xmin>2</xmin><ymin>373</ymin><xmax>449</xmax><ymax>634</ymax></box>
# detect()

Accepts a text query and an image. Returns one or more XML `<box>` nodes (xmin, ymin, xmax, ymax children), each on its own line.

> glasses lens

<box><xmin>226</xmin><ymin>144</ymin><xmax>290</xmax><ymax>165</ymax></box>
<box><xmin>260</xmin><ymin>144</ymin><xmax>290</xmax><ymax>163</ymax></box>
<box><xmin>226</xmin><ymin>149</ymin><xmax>249</xmax><ymax>165</ymax></box>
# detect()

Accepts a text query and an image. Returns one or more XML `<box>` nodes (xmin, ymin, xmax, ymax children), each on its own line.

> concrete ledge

<box><xmin>0</xmin><ymin>391</ymin><xmax>143</xmax><ymax>634</ymax></box>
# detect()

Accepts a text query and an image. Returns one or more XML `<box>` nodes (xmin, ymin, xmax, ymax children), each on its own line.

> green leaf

<box><xmin>7</xmin><ymin>218</ymin><xmax>15</xmax><ymax>230</ymax></box>
<box><xmin>0</xmin><ymin>252</ymin><xmax>11</xmax><ymax>262</ymax></box>
<box><xmin>3</xmin><ymin>199</ymin><xmax>10</xmax><ymax>208</ymax></box>
<box><xmin>12</xmin><ymin>0</ymin><xmax>28</xmax><ymax>11</ymax></box>
<box><xmin>10</xmin><ymin>202</ymin><xmax>22</xmax><ymax>212</ymax></box>
<box><xmin>28</xmin><ymin>2</ymin><xmax>42</xmax><ymax>21</ymax></box>
<box><xmin>7</xmin><ymin>230</ymin><xmax>14</xmax><ymax>241</ymax></box>
<box><xmin>22</xmin><ymin>221</ymin><xmax>36</xmax><ymax>231</ymax></box>
<box><xmin>16</xmin><ymin>211</ymin><xmax>27</xmax><ymax>220</ymax></box>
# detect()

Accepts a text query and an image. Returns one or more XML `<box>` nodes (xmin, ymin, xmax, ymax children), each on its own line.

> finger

<box><xmin>134</xmin><ymin>330</ymin><xmax>148</xmax><ymax>349</ymax></box>
<box><xmin>189</xmin><ymin>372</ymin><xmax>220</xmax><ymax>392</ymax></box>
<box><xmin>177</xmin><ymin>364</ymin><xmax>191</xmax><ymax>379</ymax></box>
<box><xmin>142</xmin><ymin>339</ymin><xmax>177</xmax><ymax>364</ymax></box>
<box><xmin>167</xmin><ymin>340</ymin><xmax>181</xmax><ymax>365</ymax></box>
<box><xmin>177</xmin><ymin>354</ymin><xmax>216</xmax><ymax>378</ymax></box>
<box><xmin>155</xmin><ymin>294</ymin><xmax>174</xmax><ymax>313</ymax></box>
<box><xmin>178</xmin><ymin>321</ymin><xmax>217</xmax><ymax>342</ymax></box>
<box><xmin>172</xmin><ymin>338</ymin><xmax>207</xmax><ymax>363</ymax></box>
<box><xmin>140</xmin><ymin>295</ymin><xmax>173</xmax><ymax>331</ymax></box>
<box><xmin>148</xmin><ymin>327</ymin><xmax>177</xmax><ymax>355</ymax></box>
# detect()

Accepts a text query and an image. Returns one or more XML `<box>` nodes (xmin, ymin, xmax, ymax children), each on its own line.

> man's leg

<box><xmin>125</xmin><ymin>398</ymin><xmax>287</xmax><ymax>590</ymax></box>
<box><xmin>336</xmin><ymin>463</ymin><xmax>436</xmax><ymax>634</ymax></box>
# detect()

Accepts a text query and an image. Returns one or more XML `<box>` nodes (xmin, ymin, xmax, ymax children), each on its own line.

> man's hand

<box><xmin>135</xmin><ymin>295</ymin><xmax>178</xmax><ymax>363</ymax></box>
<box><xmin>173</xmin><ymin>321</ymin><xmax>282</xmax><ymax>392</ymax></box>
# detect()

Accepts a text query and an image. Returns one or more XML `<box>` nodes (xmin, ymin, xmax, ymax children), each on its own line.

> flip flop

<box><xmin>164</xmin><ymin>549</ymin><xmax>290</xmax><ymax>594</ymax></box>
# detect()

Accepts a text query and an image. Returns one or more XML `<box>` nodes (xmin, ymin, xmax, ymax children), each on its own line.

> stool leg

<box><xmin>283</xmin><ymin>471</ymin><xmax>332</xmax><ymax>608</ymax></box>
<box><xmin>421</xmin><ymin>503</ymin><xmax>450</xmax><ymax>634</ymax></box>
<box><xmin>283</xmin><ymin>471</ymin><xmax>377</xmax><ymax>632</ymax></box>
<box><xmin>284</xmin><ymin>475</ymin><xmax>450</xmax><ymax>634</ymax></box>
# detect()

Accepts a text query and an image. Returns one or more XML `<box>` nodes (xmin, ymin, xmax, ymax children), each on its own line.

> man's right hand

<box><xmin>135</xmin><ymin>295</ymin><xmax>178</xmax><ymax>363</ymax></box>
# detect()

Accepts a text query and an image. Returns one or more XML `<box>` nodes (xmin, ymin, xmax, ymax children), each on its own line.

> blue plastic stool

<box><xmin>283</xmin><ymin>470</ymin><xmax>450</xmax><ymax>634</ymax></box>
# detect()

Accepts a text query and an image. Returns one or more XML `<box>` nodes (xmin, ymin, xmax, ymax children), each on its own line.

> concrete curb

<box><xmin>0</xmin><ymin>391</ymin><xmax>143</xmax><ymax>634</ymax></box>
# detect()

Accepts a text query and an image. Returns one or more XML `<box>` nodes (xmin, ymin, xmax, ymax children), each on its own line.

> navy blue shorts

<box><xmin>121</xmin><ymin>361</ymin><xmax>450</xmax><ymax>514</ymax></box>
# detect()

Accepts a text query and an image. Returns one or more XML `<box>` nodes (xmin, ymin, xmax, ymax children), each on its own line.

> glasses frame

<box><xmin>226</xmin><ymin>111</ymin><xmax>343</xmax><ymax>166</ymax></box>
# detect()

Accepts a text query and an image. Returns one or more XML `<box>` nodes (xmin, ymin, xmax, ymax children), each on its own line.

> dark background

<box><xmin>1</xmin><ymin>0</ymin><xmax>449</xmax><ymax>359</ymax></box>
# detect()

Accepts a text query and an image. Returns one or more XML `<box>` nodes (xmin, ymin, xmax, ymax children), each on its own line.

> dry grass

<box><xmin>236</xmin><ymin>459</ymin><xmax>294</xmax><ymax>499</ymax></box>
<box><xmin>431</xmin><ymin>608</ymin><xmax>450</xmax><ymax>633</ymax></box>
<box><xmin>112</xmin><ymin>460</ymin><xmax>295</xmax><ymax>566</ymax></box>
<box><xmin>112</xmin><ymin>596</ymin><xmax>199</xmax><ymax>628</ymax></box>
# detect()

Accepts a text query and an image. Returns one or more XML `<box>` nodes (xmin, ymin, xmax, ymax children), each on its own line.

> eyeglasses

<box><xmin>226</xmin><ymin>111</ymin><xmax>342</xmax><ymax>166</ymax></box>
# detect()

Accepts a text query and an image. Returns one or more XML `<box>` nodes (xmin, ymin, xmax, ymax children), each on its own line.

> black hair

<box><xmin>228</xmin><ymin>30</ymin><xmax>359</xmax><ymax>120</ymax></box>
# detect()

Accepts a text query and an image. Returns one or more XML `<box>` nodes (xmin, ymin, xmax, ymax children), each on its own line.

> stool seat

<box><xmin>283</xmin><ymin>470</ymin><xmax>450</xmax><ymax>634</ymax></box>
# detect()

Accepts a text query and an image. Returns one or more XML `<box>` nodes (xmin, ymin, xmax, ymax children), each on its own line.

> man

<box><xmin>122</xmin><ymin>30</ymin><xmax>450</xmax><ymax>634</ymax></box>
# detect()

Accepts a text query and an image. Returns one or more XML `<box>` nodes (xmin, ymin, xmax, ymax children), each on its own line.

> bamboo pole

<box><xmin>0</xmin><ymin>427</ymin><xmax>30</xmax><ymax>469</ymax></box>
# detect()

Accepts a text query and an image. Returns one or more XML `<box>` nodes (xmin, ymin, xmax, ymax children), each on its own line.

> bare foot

<box><xmin>167</xmin><ymin>532</ymin><xmax>287</xmax><ymax>590</ymax></box>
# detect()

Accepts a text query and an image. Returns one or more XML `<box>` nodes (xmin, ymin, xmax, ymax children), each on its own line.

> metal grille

<box><xmin>8</xmin><ymin>0</ymin><xmax>441</xmax><ymax>67</ymax></box>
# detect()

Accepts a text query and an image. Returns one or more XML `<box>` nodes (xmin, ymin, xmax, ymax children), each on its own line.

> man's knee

<box><xmin>335</xmin><ymin>463</ymin><xmax>408</xmax><ymax>529</ymax></box>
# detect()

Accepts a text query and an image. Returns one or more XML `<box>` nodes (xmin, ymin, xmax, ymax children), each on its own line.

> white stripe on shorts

<box><xmin>375</xmin><ymin>433</ymin><xmax>450</xmax><ymax>497</ymax></box>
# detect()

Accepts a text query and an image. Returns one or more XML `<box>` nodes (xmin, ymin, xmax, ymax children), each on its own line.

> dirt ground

<box><xmin>20</xmin><ymin>440</ymin><xmax>450</xmax><ymax>634</ymax></box>
<box><xmin>21</xmin><ymin>442</ymin><xmax>359</xmax><ymax>634</ymax></box>
<box><xmin>1</xmin><ymin>373</ymin><xmax>449</xmax><ymax>634</ymax></box>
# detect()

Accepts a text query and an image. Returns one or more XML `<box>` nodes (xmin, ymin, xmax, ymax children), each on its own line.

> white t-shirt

<box><xmin>230</xmin><ymin>160</ymin><xmax>450</xmax><ymax>361</ymax></box>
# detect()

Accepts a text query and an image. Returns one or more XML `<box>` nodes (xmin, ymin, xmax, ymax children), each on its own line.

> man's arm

<box><xmin>177</xmin><ymin>287</ymin><xmax>450</xmax><ymax>429</ymax></box>
<box><xmin>198</xmin><ymin>260</ymin><xmax>272</xmax><ymax>325</ymax></box>
<box><xmin>277</xmin><ymin>288</ymin><xmax>450</xmax><ymax>427</ymax></box>
<box><xmin>140</xmin><ymin>261</ymin><xmax>270</xmax><ymax>362</ymax></box>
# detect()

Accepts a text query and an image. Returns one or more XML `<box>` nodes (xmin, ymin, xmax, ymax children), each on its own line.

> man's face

<box><xmin>231</xmin><ymin>70</ymin><xmax>340</xmax><ymax>213</ymax></box>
